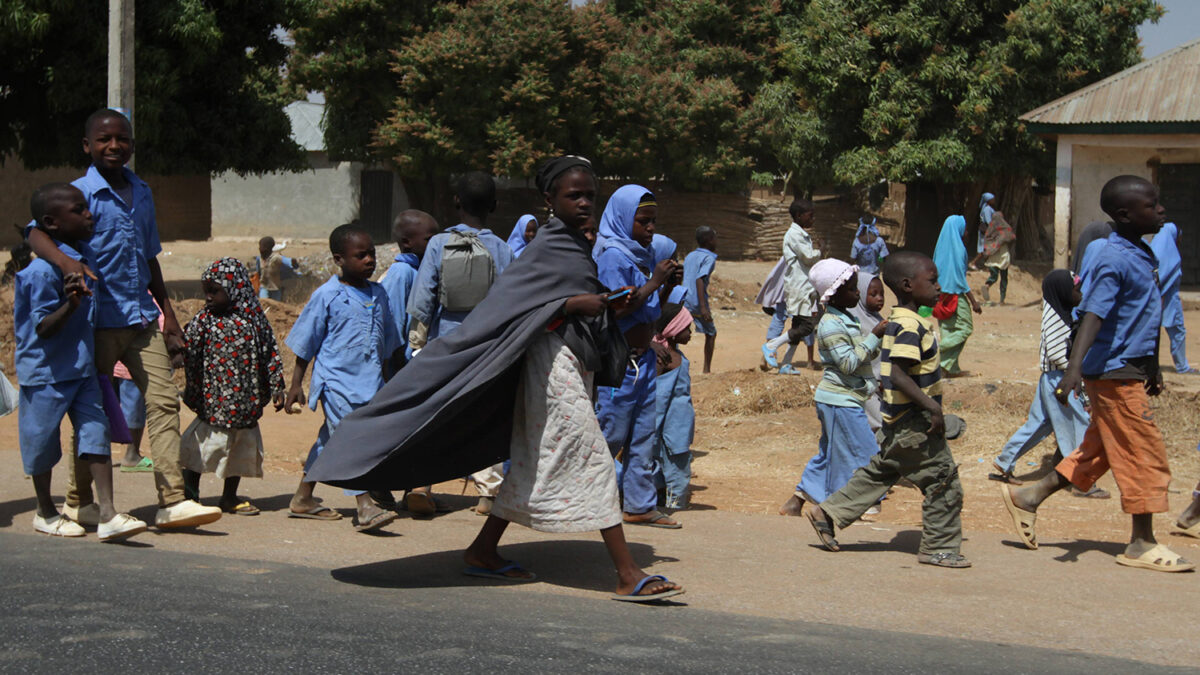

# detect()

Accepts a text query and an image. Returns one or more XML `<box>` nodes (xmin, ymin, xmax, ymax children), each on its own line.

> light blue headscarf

<box><xmin>507</xmin><ymin>214</ymin><xmax>536</xmax><ymax>258</ymax></box>
<box><xmin>597</xmin><ymin>184</ymin><xmax>654</xmax><ymax>272</ymax></box>
<box><xmin>856</xmin><ymin>216</ymin><xmax>880</xmax><ymax>238</ymax></box>
<box><xmin>978</xmin><ymin>192</ymin><xmax>995</xmax><ymax>212</ymax></box>
<box><xmin>1151</xmin><ymin>221</ymin><xmax>1181</xmax><ymax>291</ymax></box>
<box><xmin>933</xmin><ymin>215</ymin><xmax>970</xmax><ymax>294</ymax></box>
<box><xmin>650</xmin><ymin>233</ymin><xmax>677</xmax><ymax>266</ymax></box>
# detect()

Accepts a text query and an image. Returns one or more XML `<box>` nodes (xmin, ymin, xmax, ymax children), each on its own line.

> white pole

<box><xmin>107</xmin><ymin>0</ymin><xmax>134</xmax><ymax>169</ymax></box>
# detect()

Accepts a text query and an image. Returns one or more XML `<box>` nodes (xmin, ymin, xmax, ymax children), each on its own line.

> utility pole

<box><xmin>107</xmin><ymin>0</ymin><xmax>134</xmax><ymax>169</ymax></box>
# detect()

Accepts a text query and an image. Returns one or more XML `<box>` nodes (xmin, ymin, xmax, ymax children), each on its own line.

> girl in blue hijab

<box><xmin>507</xmin><ymin>214</ymin><xmax>538</xmax><ymax>258</ymax></box>
<box><xmin>1151</xmin><ymin>221</ymin><xmax>1193</xmax><ymax>373</ymax></box>
<box><xmin>850</xmin><ymin>216</ymin><xmax>889</xmax><ymax>275</ymax></box>
<box><xmin>932</xmin><ymin>215</ymin><xmax>983</xmax><ymax>376</ymax></box>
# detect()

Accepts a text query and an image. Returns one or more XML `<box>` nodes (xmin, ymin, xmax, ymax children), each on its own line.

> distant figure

<box><xmin>1150</xmin><ymin>221</ymin><xmax>1194</xmax><ymax>374</ymax></box>
<box><xmin>970</xmin><ymin>191</ymin><xmax>996</xmax><ymax>269</ymax></box>
<box><xmin>762</xmin><ymin>198</ymin><xmax>822</xmax><ymax>373</ymax></box>
<box><xmin>850</xmin><ymin>216</ymin><xmax>888</xmax><ymax>276</ymax></box>
<box><xmin>682</xmin><ymin>226</ymin><xmax>718</xmax><ymax>373</ymax></box>
<box><xmin>980</xmin><ymin>210</ymin><xmax>1016</xmax><ymax>304</ymax></box>
<box><xmin>255</xmin><ymin>236</ymin><xmax>298</xmax><ymax>301</ymax></box>
<box><xmin>653</xmin><ymin>302</ymin><xmax>696</xmax><ymax>510</ymax></box>
<box><xmin>507</xmin><ymin>214</ymin><xmax>538</xmax><ymax>258</ymax></box>
<box><xmin>931</xmin><ymin>215</ymin><xmax>983</xmax><ymax>377</ymax></box>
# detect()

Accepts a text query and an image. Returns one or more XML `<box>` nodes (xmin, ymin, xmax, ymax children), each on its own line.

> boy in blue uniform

<box><xmin>407</xmin><ymin>172</ymin><xmax>514</xmax><ymax>349</ymax></box>
<box><xmin>16</xmin><ymin>183</ymin><xmax>146</xmax><ymax>541</ymax></box>
<box><xmin>682</xmin><ymin>226</ymin><xmax>718</xmax><ymax>374</ymax></box>
<box><xmin>26</xmin><ymin>109</ymin><xmax>220</xmax><ymax>530</ymax></box>
<box><xmin>284</xmin><ymin>223</ymin><xmax>403</xmax><ymax>532</ymax></box>
<box><xmin>1002</xmin><ymin>175</ymin><xmax>1193</xmax><ymax>572</ymax></box>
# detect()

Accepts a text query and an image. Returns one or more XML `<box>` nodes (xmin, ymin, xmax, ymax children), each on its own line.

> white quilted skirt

<box><xmin>492</xmin><ymin>332</ymin><xmax>621</xmax><ymax>533</ymax></box>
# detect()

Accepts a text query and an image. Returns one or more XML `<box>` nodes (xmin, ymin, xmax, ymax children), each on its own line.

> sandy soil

<box><xmin>3</xmin><ymin>243</ymin><xmax>1200</xmax><ymax>554</ymax></box>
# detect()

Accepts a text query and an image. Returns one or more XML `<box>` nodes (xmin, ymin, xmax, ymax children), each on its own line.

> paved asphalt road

<box><xmin>0</xmin><ymin>533</ymin><xmax>1189</xmax><ymax>674</ymax></box>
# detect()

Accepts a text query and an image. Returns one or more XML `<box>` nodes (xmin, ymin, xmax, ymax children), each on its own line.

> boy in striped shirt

<box><xmin>804</xmin><ymin>251</ymin><xmax>969</xmax><ymax>568</ymax></box>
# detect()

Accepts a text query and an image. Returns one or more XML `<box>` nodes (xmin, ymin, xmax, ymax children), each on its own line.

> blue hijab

<box><xmin>650</xmin><ymin>233</ymin><xmax>677</xmax><ymax>266</ymax></box>
<box><xmin>597</xmin><ymin>184</ymin><xmax>654</xmax><ymax>272</ymax></box>
<box><xmin>1151</xmin><ymin>221</ymin><xmax>1181</xmax><ymax>290</ymax></box>
<box><xmin>933</xmin><ymin>215</ymin><xmax>970</xmax><ymax>294</ymax></box>
<box><xmin>507</xmin><ymin>214</ymin><xmax>536</xmax><ymax>258</ymax></box>
<box><xmin>856</xmin><ymin>217</ymin><xmax>880</xmax><ymax>238</ymax></box>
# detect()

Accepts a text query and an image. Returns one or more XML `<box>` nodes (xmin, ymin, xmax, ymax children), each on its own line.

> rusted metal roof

<box><xmin>1021</xmin><ymin>38</ymin><xmax>1200</xmax><ymax>127</ymax></box>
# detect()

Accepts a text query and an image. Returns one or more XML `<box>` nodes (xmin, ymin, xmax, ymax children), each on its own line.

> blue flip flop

<box><xmin>463</xmin><ymin>561</ymin><xmax>537</xmax><ymax>582</ymax></box>
<box><xmin>611</xmin><ymin>574</ymin><xmax>685</xmax><ymax>603</ymax></box>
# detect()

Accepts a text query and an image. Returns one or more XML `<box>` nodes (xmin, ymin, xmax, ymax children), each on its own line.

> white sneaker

<box><xmin>61</xmin><ymin>503</ymin><xmax>100</xmax><ymax>527</ymax></box>
<box><xmin>98</xmin><ymin>513</ymin><xmax>148</xmax><ymax>542</ymax></box>
<box><xmin>154</xmin><ymin>500</ymin><xmax>222</xmax><ymax>529</ymax></box>
<box><xmin>33</xmin><ymin>513</ymin><xmax>86</xmax><ymax>537</ymax></box>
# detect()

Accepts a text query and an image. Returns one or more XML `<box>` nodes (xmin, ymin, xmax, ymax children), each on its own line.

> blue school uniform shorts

<box><xmin>691</xmin><ymin>315</ymin><xmax>717</xmax><ymax>336</ymax></box>
<box><xmin>18</xmin><ymin>377</ymin><xmax>110</xmax><ymax>476</ymax></box>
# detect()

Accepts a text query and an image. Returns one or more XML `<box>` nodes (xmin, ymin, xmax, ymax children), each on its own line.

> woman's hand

<box><xmin>650</xmin><ymin>259</ymin><xmax>677</xmax><ymax>286</ymax></box>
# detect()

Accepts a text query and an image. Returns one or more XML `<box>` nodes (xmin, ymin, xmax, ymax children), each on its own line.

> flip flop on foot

<box><xmin>623</xmin><ymin>510</ymin><xmax>681</xmax><ymax>529</ymax></box>
<box><xmin>287</xmin><ymin>505</ymin><xmax>342</xmax><ymax>521</ymax></box>
<box><xmin>987</xmin><ymin>461</ymin><xmax>1022</xmax><ymax>485</ymax></box>
<box><xmin>354</xmin><ymin>509</ymin><xmax>397</xmax><ymax>532</ymax></box>
<box><xmin>404</xmin><ymin>490</ymin><xmax>437</xmax><ymax>517</ymax></box>
<box><xmin>221</xmin><ymin>500</ymin><xmax>260</xmax><ymax>516</ymax></box>
<box><xmin>463</xmin><ymin>561</ymin><xmax>537</xmax><ymax>582</ymax></box>
<box><xmin>612</xmin><ymin>575</ymin><xmax>685</xmax><ymax>603</ymax></box>
<box><xmin>917</xmin><ymin>551</ymin><xmax>972</xmax><ymax>568</ymax></box>
<box><xmin>760</xmin><ymin>343</ymin><xmax>779</xmax><ymax>370</ymax></box>
<box><xmin>1171</xmin><ymin>520</ymin><xmax>1200</xmax><ymax>539</ymax></box>
<box><xmin>120</xmin><ymin>456</ymin><xmax>154</xmax><ymax>473</ymax></box>
<box><xmin>804</xmin><ymin>505</ymin><xmax>839</xmax><ymax>552</ymax></box>
<box><xmin>1069</xmin><ymin>485</ymin><xmax>1111</xmax><ymax>499</ymax></box>
<box><xmin>1114</xmin><ymin>544</ymin><xmax>1195</xmax><ymax>573</ymax></box>
<box><xmin>999</xmin><ymin>484</ymin><xmax>1037</xmax><ymax>549</ymax></box>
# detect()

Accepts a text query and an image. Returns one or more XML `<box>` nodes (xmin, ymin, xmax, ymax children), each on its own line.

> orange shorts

<box><xmin>1055</xmin><ymin>378</ymin><xmax>1170</xmax><ymax>514</ymax></box>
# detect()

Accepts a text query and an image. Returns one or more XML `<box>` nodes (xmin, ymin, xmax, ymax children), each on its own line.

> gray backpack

<box><xmin>438</xmin><ymin>230</ymin><xmax>496</xmax><ymax>312</ymax></box>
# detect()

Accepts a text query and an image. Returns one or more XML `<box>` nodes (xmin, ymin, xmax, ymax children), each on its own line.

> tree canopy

<box><xmin>1</xmin><ymin>0</ymin><xmax>305</xmax><ymax>175</ymax></box>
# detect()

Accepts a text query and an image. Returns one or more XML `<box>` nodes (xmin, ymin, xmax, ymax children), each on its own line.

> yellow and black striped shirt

<box><xmin>880</xmin><ymin>307</ymin><xmax>942</xmax><ymax>423</ymax></box>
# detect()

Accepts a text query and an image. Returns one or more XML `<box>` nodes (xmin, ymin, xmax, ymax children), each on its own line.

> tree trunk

<box><xmin>404</xmin><ymin>172</ymin><xmax>456</xmax><ymax>228</ymax></box>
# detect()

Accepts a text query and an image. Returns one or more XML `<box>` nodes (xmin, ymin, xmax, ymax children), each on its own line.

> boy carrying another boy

<box><xmin>255</xmin><ymin>236</ymin><xmax>298</xmax><ymax>301</ymax></box>
<box><xmin>16</xmin><ymin>183</ymin><xmax>146</xmax><ymax>541</ymax></box>
<box><xmin>284</xmin><ymin>223</ymin><xmax>403</xmax><ymax>532</ymax></box>
<box><xmin>682</xmin><ymin>226</ymin><xmax>718</xmax><ymax>374</ymax></box>
<box><xmin>26</xmin><ymin>108</ymin><xmax>220</xmax><ymax>530</ymax></box>
<box><xmin>804</xmin><ymin>251</ymin><xmax>970</xmax><ymax>568</ymax></box>
<box><xmin>1000</xmin><ymin>175</ymin><xmax>1193</xmax><ymax>573</ymax></box>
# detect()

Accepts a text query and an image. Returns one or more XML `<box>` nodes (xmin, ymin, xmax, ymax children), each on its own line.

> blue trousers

<box><xmin>19</xmin><ymin>377</ymin><xmax>110</xmax><ymax>476</ymax></box>
<box><xmin>655</xmin><ymin>442</ymin><xmax>692</xmax><ymax>508</ymax></box>
<box><xmin>117</xmin><ymin>377</ymin><xmax>146</xmax><ymax>429</ymax></box>
<box><xmin>797</xmin><ymin>402</ymin><xmax>879</xmax><ymax>504</ymax></box>
<box><xmin>1163</xmin><ymin>292</ymin><xmax>1190</xmax><ymax>372</ymax></box>
<box><xmin>303</xmin><ymin>389</ymin><xmax>365</xmax><ymax>496</ymax></box>
<box><xmin>994</xmin><ymin>371</ymin><xmax>1090</xmax><ymax>473</ymax></box>
<box><xmin>596</xmin><ymin>349</ymin><xmax>658</xmax><ymax>514</ymax></box>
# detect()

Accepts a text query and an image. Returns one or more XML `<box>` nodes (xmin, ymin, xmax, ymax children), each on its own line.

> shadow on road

<box><xmin>331</xmin><ymin>539</ymin><xmax>677</xmax><ymax>593</ymax></box>
<box><xmin>0</xmin><ymin>496</ymin><xmax>37</xmax><ymax>527</ymax></box>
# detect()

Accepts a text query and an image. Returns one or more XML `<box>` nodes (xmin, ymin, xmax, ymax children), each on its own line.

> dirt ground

<box><xmin>2</xmin><ymin>240</ymin><xmax>1200</xmax><ymax>552</ymax></box>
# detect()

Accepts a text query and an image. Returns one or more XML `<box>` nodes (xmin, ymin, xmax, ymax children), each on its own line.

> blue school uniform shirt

<box><xmin>286</xmin><ymin>277</ymin><xmax>402</xmax><ymax>409</ymax></box>
<box><xmin>597</xmin><ymin>247</ymin><xmax>660</xmax><ymax>332</ymax></box>
<box><xmin>655</xmin><ymin>351</ymin><xmax>694</xmax><ymax>456</ymax></box>
<box><xmin>72</xmin><ymin>166</ymin><xmax>162</xmax><ymax>328</ymax></box>
<box><xmin>14</xmin><ymin>241</ymin><xmax>97</xmax><ymax>385</ymax></box>
<box><xmin>1077</xmin><ymin>232</ymin><xmax>1161</xmax><ymax>377</ymax></box>
<box><xmin>380</xmin><ymin>252</ymin><xmax>420</xmax><ymax>359</ymax></box>
<box><xmin>682</xmin><ymin>248</ymin><xmax>717</xmax><ymax>314</ymax></box>
<box><xmin>407</xmin><ymin>224</ymin><xmax>514</xmax><ymax>340</ymax></box>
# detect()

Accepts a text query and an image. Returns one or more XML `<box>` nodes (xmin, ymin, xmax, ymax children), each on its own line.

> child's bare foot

<box><xmin>778</xmin><ymin>494</ymin><xmax>804</xmax><ymax>516</ymax></box>
<box><xmin>807</xmin><ymin>360</ymin><xmax>822</xmax><ymax>371</ymax></box>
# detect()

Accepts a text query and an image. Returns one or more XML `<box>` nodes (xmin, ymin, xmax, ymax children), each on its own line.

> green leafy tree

<box><xmin>1</xmin><ymin>0</ymin><xmax>305</xmax><ymax>175</ymax></box>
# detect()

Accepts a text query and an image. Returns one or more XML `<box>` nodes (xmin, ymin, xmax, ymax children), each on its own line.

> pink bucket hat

<box><xmin>810</xmin><ymin>258</ymin><xmax>859</xmax><ymax>304</ymax></box>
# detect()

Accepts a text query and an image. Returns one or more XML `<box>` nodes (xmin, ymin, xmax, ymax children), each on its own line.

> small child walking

<box><xmin>682</xmin><ymin>227</ymin><xmax>718</xmax><ymax>374</ymax></box>
<box><xmin>16</xmin><ymin>183</ymin><xmax>146</xmax><ymax>541</ymax></box>
<box><xmin>653</xmin><ymin>303</ymin><xmax>696</xmax><ymax>510</ymax></box>
<box><xmin>988</xmin><ymin>270</ymin><xmax>1091</xmax><ymax>485</ymax></box>
<box><xmin>179</xmin><ymin>258</ymin><xmax>286</xmax><ymax>515</ymax></box>
<box><xmin>803</xmin><ymin>251</ymin><xmax>969</xmax><ymax>568</ymax></box>
<box><xmin>254</xmin><ymin>236</ymin><xmax>298</xmax><ymax>301</ymax></box>
<box><xmin>763</xmin><ymin>199</ymin><xmax>822</xmax><ymax>373</ymax></box>
<box><xmin>850</xmin><ymin>217</ymin><xmax>888</xmax><ymax>276</ymax></box>
<box><xmin>284</xmin><ymin>223</ymin><xmax>403</xmax><ymax>532</ymax></box>
<box><xmin>780</xmin><ymin>259</ymin><xmax>886</xmax><ymax>518</ymax></box>
<box><xmin>980</xmin><ymin>210</ymin><xmax>1016</xmax><ymax>305</ymax></box>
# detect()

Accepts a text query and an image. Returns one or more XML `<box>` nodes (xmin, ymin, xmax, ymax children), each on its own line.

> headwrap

<box><xmin>809</xmin><ymin>258</ymin><xmax>859</xmax><ymax>305</ymax></box>
<box><xmin>855</xmin><ymin>217</ymin><xmax>880</xmax><ymax>238</ymax></box>
<box><xmin>1070</xmin><ymin>221</ymin><xmax>1112</xmax><ymax>274</ymax></box>
<box><xmin>507</xmin><ymin>214</ymin><xmax>537</xmax><ymax>257</ymax></box>
<box><xmin>596</xmin><ymin>183</ymin><xmax>655</xmax><ymax>272</ymax></box>
<box><xmin>1150</xmin><ymin>221</ymin><xmax>1181</xmax><ymax>291</ymax></box>
<box><xmin>535</xmin><ymin>155</ymin><xmax>593</xmax><ymax>194</ymax></box>
<box><xmin>182</xmin><ymin>257</ymin><xmax>285</xmax><ymax>429</ymax></box>
<box><xmin>848</xmin><ymin>273</ymin><xmax>884</xmax><ymax>331</ymax></box>
<box><xmin>982</xmin><ymin>210</ymin><xmax>1016</xmax><ymax>257</ymax></box>
<box><xmin>978</xmin><ymin>192</ymin><xmax>996</xmax><ymax>212</ymax></box>
<box><xmin>932</xmin><ymin>215</ymin><xmax>970</xmax><ymax>294</ymax></box>
<box><xmin>1042</xmin><ymin>269</ymin><xmax>1078</xmax><ymax>328</ymax></box>
<box><xmin>650</xmin><ymin>233</ymin><xmax>677</xmax><ymax>266</ymax></box>
<box><xmin>652</xmin><ymin>303</ymin><xmax>694</xmax><ymax>350</ymax></box>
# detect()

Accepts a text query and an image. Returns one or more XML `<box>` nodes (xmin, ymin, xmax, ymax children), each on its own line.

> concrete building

<box><xmin>1022</xmin><ymin>38</ymin><xmax>1200</xmax><ymax>282</ymax></box>
<box><xmin>210</xmin><ymin>98</ymin><xmax>408</xmax><ymax>242</ymax></box>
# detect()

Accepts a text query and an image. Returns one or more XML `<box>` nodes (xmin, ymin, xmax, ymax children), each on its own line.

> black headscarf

<box><xmin>535</xmin><ymin>155</ymin><xmax>593</xmax><ymax>194</ymax></box>
<box><xmin>1070</xmin><ymin>221</ymin><xmax>1112</xmax><ymax>274</ymax></box>
<box><xmin>1042</xmin><ymin>269</ymin><xmax>1077</xmax><ymax>327</ymax></box>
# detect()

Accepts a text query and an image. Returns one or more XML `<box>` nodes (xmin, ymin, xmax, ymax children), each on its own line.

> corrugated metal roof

<box><xmin>285</xmin><ymin>100</ymin><xmax>326</xmax><ymax>152</ymax></box>
<box><xmin>1020</xmin><ymin>38</ymin><xmax>1200</xmax><ymax>126</ymax></box>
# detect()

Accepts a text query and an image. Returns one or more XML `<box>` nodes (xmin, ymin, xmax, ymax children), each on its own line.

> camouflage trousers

<box><xmin>821</xmin><ymin>410</ymin><xmax>964</xmax><ymax>555</ymax></box>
